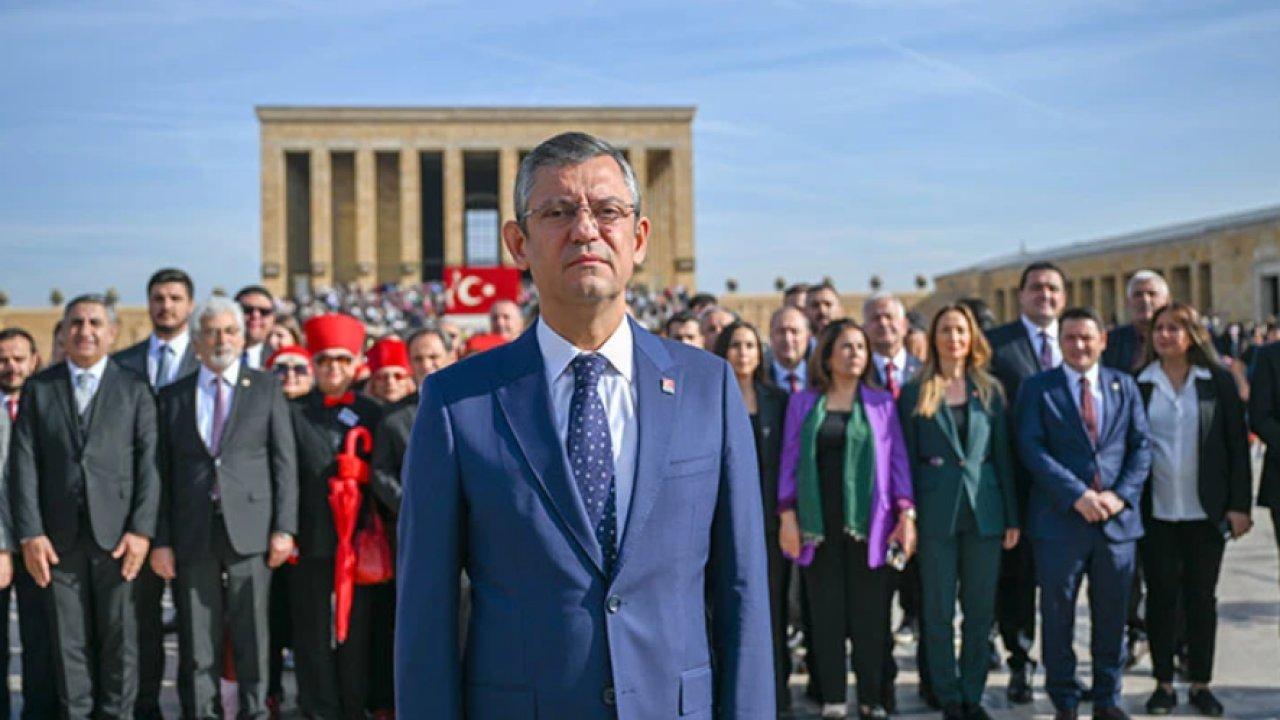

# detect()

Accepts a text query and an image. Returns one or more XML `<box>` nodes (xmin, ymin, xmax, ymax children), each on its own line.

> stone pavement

<box><xmin>4</xmin><ymin>515</ymin><xmax>1276</xmax><ymax>719</ymax></box>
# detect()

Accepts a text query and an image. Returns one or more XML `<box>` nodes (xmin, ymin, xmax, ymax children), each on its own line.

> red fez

<box><xmin>304</xmin><ymin>314</ymin><xmax>365</xmax><ymax>358</ymax></box>
<box><xmin>266</xmin><ymin>345</ymin><xmax>311</xmax><ymax>369</ymax></box>
<box><xmin>366</xmin><ymin>336</ymin><xmax>410</xmax><ymax>374</ymax></box>
<box><xmin>463</xmin><ymin>332</ymin><xmax>509</xmax><ymax>356</ymax></box>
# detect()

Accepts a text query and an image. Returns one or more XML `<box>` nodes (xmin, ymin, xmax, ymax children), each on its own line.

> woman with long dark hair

<box><xmin>778</xmin><ymin>319</ymin><xmax>916</xmax><ymax>720</ymax></box>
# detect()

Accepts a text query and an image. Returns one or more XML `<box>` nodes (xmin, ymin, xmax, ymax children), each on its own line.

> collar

<box><xmin>873</xmin><ymin>347</ymin><xmax>909</xmax><ymax>373</ymax></box>
<box><xmin>150</xmin><ymin>329</ymin><xmax>190</xmax><ymax>359</ymax></box>
<box><xmin>67</xmin><ymin>355</ymin><xmax>109</xmax><ymax>381</ymax></box>
<box><xmin>1062</xmin><ymin>361</ymin><xmax>1101</xmax><ymax>391</ymax></box>
<box><xmin>1020</xmin><ymin>315</ymin><xmax>1058</xmax><ymax>342</ymax></box>
<box><xmin>197</xmin><ymin>360</ymin><xmax>241</xmax><ymax>388</ymax></box>
<box><xmin>1138</xmin><ymin>361</ymin><xmax>1211</xmax><ymax>395</ymax></box>
<box><xmin>773</xmin><ymin>356</ymin><xmax>806</xmax><ymax>381</ymax></box>
<box><xmin>537</xmin><ymin>316</ymin><xmax>634</xmax><ymax>387</ymax></box>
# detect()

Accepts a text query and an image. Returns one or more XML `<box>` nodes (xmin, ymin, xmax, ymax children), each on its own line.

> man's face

<box><xmin>502</xmin><ymin>155</ymin><xmax>648</xmax><ymax>315</ymax></box>
<box><xmin>148</xmin><ymin>281</ymin><xmax>193</xmax><ymax>335</ymax></box>
<box><xmin>667</xmin><ymin>320</ymin><xmax>702</xmax><ymax>348</ymax></box>
<box><xmin>1127</xmin><ymin>280</ymin><xmax>1168</xmax><ymax>325</ymax></box>
<box><xmin>238</xmin><ymin>291</ymin><xmax>276</xmax><ymax>345</ymax></box>
<box><xmin>314</xmin><ymin>350</ymin><xmax>357</xmax><ymax>396</ymax></box>
<box><xmin>63</xmin><ymin>302</ymin><xmax>117</xmax><ymax>368</ymax></box>
<box><xmin>806</xmin><ymin>288</ymin><xmax>842</xmax><ymax>333</ymax></box>
<box><xmin>409</xmin><ymin>333</ymin><xmax>453</xmax><ymax>385</ymax></box>
<box><xmin>701</xmin><ymin>309</ymin><xmax>734</xmax><ymax>352</ymax></box>
<box><xmin>1018</xmin><ymin>269</ymin><xmax>1066</xmax><ymax>326</ymax></box>
<box><xmin>784</xmin><ymin>290</ymin><xmax>807</xmax><ymax>311</ymax></box>
<box><xmin>769</xmin><ymin>308</ymin><xmax>809</xmax><ymax>368</ymax></box>
<box><xmin>195</xmin><ymin>311</ymin><xmax>244</xmax><ymax>372</ymax></box>
<box><xmin>369</xmin><ymin>367</ymin><xmax>414</xmax><ymax>403</ymax></box>
<box><xmin>489</xmin><ymin>301</ymin><xmax>523</xmax><ymax>340</ymax></box>
<box><xmin>1060</xmin><ymin>317</ymin><xmax>1107</xmax><ymax>373</ymax></box>
<box><xmin>864</xmin><ymin>298</ymin><xmax>906</xmax><ymax>356</ymax></box>
<box><xmin>0</xmin><ymin>336</ymin><xmax>38</xmax><ymax>394</ymax></box>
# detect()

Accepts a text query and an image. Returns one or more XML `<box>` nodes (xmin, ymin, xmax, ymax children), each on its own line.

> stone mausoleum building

<box><xmin>257</xmin><ymin>106</ymin><xmax>696</xmax><ymax>298</ymax></box>
<box><xmin>932</xmin><ymin>205</ymin><xmax>1280</xmax><ymax>324</ymax></box>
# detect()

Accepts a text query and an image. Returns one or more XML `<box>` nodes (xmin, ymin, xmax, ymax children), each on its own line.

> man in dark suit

<box><xmin>985</xmin><ymin>260</ymin><xmax>1066</xmax><ymax>704</ymax></box>
<box><xmin>1016</xmin><ymin>307</ymin><xmax>1152</xmax><ymax>720</ymax></box>
<box><xmin>396</xmin><ymin>132</ymin><xmax>774</xmax><ymax>718</ymax></box>
<box><xmin>767</xmin><ymin>305</ymin><xmax>810</xmax><ymax>392</ymax></box>
<box><xmin>0</xmin><ymin>327</ymin><xmax>58</xmax><ymax>719</ymax></box>
<box><xmin>1102</xmin><ymin>270</ymin><xmax>1169</xmax><ymax>375</ymax></box>
<box><xmin>150</xmin><ymin>296</ymin><xmax>297</xmax><ymax>719</ymax></box>
<box><xmin>114</xmin><ymin>267</ymin><xmax>200</xmax><ymax>720</ymax></box>
<box><xmin>9</xmin><ymin>295</ymin><xmax>159</xmax><ymax>719</ymax></box>
<box><xmin>1247</xmin><ymin>340</ymin><xmax>1280</xmax><ymax>558</ymax></box>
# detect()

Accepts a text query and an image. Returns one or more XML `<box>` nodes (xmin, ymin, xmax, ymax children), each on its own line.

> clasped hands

<box><xmin>1073</xmin><ymin>489</ymin><xmax>1125</xmax><ymax>523</ymax></box>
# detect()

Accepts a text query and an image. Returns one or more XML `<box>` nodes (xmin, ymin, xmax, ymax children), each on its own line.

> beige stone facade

<box><xmin>258</xmin><ymin>106</ymin><xmax>697</xmax><ymax>297</ymax></box>
<box><xmin>930</xmin><ymin>205</ymin><xmax>1280</xmax><ymax>324</ymax></box>
<box><xmin>719</xmin><ymin>290</ymin><xmax>932</xmax><ymax>331</ymax></box>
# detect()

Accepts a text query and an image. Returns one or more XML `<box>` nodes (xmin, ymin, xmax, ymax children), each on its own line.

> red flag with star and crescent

<box><xmin>444</xmin><ymin>266</ymin><xmax>522</xmax><ymax>315</ymax></box>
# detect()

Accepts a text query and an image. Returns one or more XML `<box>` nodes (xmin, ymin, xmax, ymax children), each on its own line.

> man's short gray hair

<box><xmin>1126</xmin><ymin>269</ymin><xmax>1169</xmax><ymax>299</ymax></box>
<box><xmin>64</xmin><ymin>293</ymin><xmax>117</xmax><ymax>324</ymax></box>
<box><xmin>862</xmin><ymin>291</ymin><xmax>905</xmax><ymax>320</ymax></box>
<box><xmin>514</xmin><ymin>132</ymin><xmax>641</xmax><ymax>227</ymax></box>
<box><xmin>194</xmin><ymin>294</ymin><xmax>244</xmax><ymax>333</ymax></box>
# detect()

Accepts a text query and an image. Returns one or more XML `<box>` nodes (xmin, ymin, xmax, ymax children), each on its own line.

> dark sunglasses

<box><xmin>241</xmin><ymin>305</ymin><xmax>274</xmax><ymax>318</ymax></box>
<box><xmin>272</xmin><ymin>363</ymin><xmax>310</xmax><ymax>377</ymax></box>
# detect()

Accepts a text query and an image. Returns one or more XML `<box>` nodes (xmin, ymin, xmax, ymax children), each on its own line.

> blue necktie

<box><xmin>568</xmin><ymin>353</ymin><xmax>618</xmax><ymax>575</ymax></box>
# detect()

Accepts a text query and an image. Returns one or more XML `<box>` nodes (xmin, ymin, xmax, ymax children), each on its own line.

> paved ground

<box><xmin>6</xmin><ymin>514</ymin><xmax>1277</xmax><ymax>719</ymax></box>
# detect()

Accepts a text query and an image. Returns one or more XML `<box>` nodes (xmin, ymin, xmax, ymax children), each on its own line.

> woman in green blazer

<box><xmin>898</xmin><ymin>304</ymin><xmax>1020</xmax><ymax>720</ymax></box>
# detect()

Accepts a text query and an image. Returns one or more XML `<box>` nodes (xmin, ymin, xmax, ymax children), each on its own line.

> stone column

<box><xmin>399</xmin><ymin>148</ymin><xmax>422</xmax><ymax>284</ymax></box>
<box><xmin>443</xmin><ymin>147</ymin><xmax>464</xmax><ymax>267</ymax></box>
<box><xmin>260</xmin><ymin>142</ymin><xmax>286</xmax><ymax>296</ymax></box>
<box><xmin>627</xmin><ymin>146</ymin><xmax>650</xmax><ymax>278</ymax></box>
<box><xmin>498</xmin><ymin>146</ymin><xmax>519</xmax><ymax>266</ymax></box>
<box><xmin>355</xmin><ymin>148</ymin><xmax>377</xmax><ymax>284</ymax></box>
<box><xmin>671</xmin><ymin>144</ymin><xmax>695</xmax><ymax>290</ymax></box>
<box><xmin>309</xmin><ymin>148</ymin><xmax>333</xmax><ymax>289</ymax></box>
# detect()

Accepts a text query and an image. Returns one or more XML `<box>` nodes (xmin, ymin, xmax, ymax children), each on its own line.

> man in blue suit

<box><xmin>395</xmin><ymin>131</ymin><xmax>774</xmax><ymax>719</ymax></box>
<box><xmin>1016</xmin><ymin>307</ymin><xmax>1152</xmax><ymax>720</ymax></box>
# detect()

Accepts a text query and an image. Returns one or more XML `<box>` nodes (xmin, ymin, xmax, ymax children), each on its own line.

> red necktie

<box><xmin>324</xmin><ymin>391</ymin><xmax>356</xmax><ymax>407</ymax></box>
<box><xmin>5</xmin><ymin>396</ymin><xmax>16</xmax><ymax>422</ymax></box>
<box><xmin>1079</xmin><ymin>375</ymin><xmax>1102</xmax><ymax>490</ymax></box>
<box><xmin>786</xmin><ymin>373</ymin><xmax>800</xmax><ymax>394</ymax></box>
<box><xmin>885</xmin><ymin>362</ymin><xmax>900</xmax><ymax>399</ymax></box>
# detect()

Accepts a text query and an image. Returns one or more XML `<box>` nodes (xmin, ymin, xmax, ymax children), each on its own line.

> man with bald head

<box><xmin>489</xmin><ymin>300</ymin><xmax>525</xmax><ymax>343</ymax></box>
<box><xmin>768</xmin><ymin>306</ymin><xmax>810</xmax><ymax>393</ymax></box>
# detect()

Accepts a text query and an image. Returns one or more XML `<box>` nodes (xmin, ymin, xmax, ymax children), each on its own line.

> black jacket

<box><xmin>985</xmin><ymin>319</ymin><xmax>1045</xmax><ymax>507</ymax></box>
<box><xmin>753</xmin><ymin>382</ymin><xmax>787</xmax><ymax>529</ymax></box>
<box><xmin>9</xmin><ymin>360</ymin><xmax>160</xmax><ymax>553</ymax></box>
<box><xmin>1102</xmin><ymin>324</ymin><xmax>1143</xmax><ymax>375</ymax></box>
<box><xmin>1248</xmin><ymin>342</ymin><xmax>1280</xmax><ymax>508</ymax></box>
<box><xmin>155</xmin><ymin>366</ymin><xmax>298</xmax><ymax>560</ymax></box>
<box><xmin>113</xmin><ymin>335</ymin><xmax>200</xmax><ymax>389</ymax></box>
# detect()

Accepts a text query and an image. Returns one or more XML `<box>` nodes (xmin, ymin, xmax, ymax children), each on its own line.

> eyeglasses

<box><xmin>522</xmin><ymin>199</ymin><xmax>636</xmax><ymax>229</ymax></box>
<box><xmin>315</xmin><ymin>353</ymin><xmax>354</xmax><ymax>367</ymax></box>
<box><xmin>272</xmin><ymin>363</ymin><xmax>310</xmax><ymax>377</ymax></box>
<box><xmin>241</xmin><ymin>305</ymin><xmax>274</xmax><ymax>318</ymax></box>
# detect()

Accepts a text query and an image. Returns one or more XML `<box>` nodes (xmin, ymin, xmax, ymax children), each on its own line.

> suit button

<box><xmin>958</xmin><ymin>459</ymin><xmax>966</xmax><ymax>467</ymax></box>
<box><xmin>602</xmin><ymin>686</ymin><xmax>616</xmax><ymax>706</ymax></box>
<box><xmin>606</xmin><ymin>595</ymin><xmax>622</xmax><ymax>614</ymax></box>
<box><xmin>214</xmin><ymin>458</ymin><xmax>222</xmax><ymax>467</ymax></box>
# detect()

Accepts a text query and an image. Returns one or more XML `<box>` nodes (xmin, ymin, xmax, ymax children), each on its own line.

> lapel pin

<box><xmin>1110</xmin><ymin>381</ymin><xmax>1120</xmax><ymax>392</ymax></box>
<box><xmin>241</xmin><ymin>378</ymin><xmax>251</xmax><ymax>387</ymax></box>
<box><xmin>661</xmin><ymin>377</ymin><xmax>676</xmax><ymax>395</ymax></box>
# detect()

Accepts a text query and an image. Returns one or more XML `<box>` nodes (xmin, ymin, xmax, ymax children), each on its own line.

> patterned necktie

<box><xmin>885</xmin><ymin>361</ymin><xmax>900</xmax><ymax>399</ymax></box>
<box><xmin>1079</xmin><ymin>375</ymin><xmax>1102</xmax><ymax>490</ymax></box>
<box><xmin>786</xmin><ymin>372</ymin><xmax>799</xmax><ymax>394</ymax></box>
<box><xmin>1038</xmin><ymin>330</ymin><xmax>1054</xmax><ymax>371</ymax></box>
<box><xmin>567</xmin><ymin>353</ymin><xmax>618</xmax><ymax>574</ymax></box>
<box><xmin>209</xmin><ymin>375</ymin><xmax>229</xmax><ymax>456</ymax></box>
<box><xmin>155</xmin><ymin>343</ymin><xmax>173</xmax><ymax>388</ymax></box>
<box><xmin>74</xmin><ymin>371</ymin><xmax>94</xmax><ymax>417</ymax></box>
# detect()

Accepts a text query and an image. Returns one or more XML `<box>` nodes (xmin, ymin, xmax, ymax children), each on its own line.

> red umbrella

<box><xmin>329</xmin><ymin>425</ymin><xmax>372</xmax><ymax>644</ymax></box>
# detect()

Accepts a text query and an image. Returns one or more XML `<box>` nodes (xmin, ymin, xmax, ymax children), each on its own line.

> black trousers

<box><xmin>0</xmin><ymin>563</ymin><xmax>58</xmax><ymax>719</ymax></box>
<box><xmin>802</xmin><ymin>535</ymin><xmax>893</xmax><ymax>707</ymax></box>
<box><xmin>1141</xmin><ymin>518</ymin><xmax>1226</xmax><ymax>684</ymax></box>
<box><xmin>47</xmin><ymin>536</ymin><xmax>139</xmax><ymax>719</ymax></box>
<box><xmin>996</xmin><ymin>540</ymin><xmax>1037</xmax><ymax>670</ymax></box>
<box><xmin>174</xmin><ymin>520</ymin><xmax>272</xmax><ymax>720</ymax></box>
<box><xmin>291</xmin><ymin>558</ymin><xmax>372</xmax><ymax>720</ymax></box>
<box><xmin>763</xmin><ymin>518</ymin><xmax>792</xmax><ymax>712</ymax></box>
<box><xmin>267</xmin><ymin>563</ymin><xmax>294</xmax><ymax>701</ymax></box>
<box><xmin>367</xmin><ymin>581</ymin><xmax>396</xmax><ymax>713</ymax></box>
<box><xmin>133</xmin><ymin>562</ymin><xmax>166</xmax><ymax>715</ymax></box>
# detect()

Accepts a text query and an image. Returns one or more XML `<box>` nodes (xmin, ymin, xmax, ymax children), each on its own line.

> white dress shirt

<box><xmin>1061</xmin><ymin>361</ymin><xmax>1105</xmax><ymax>439</ymax></box>
<box><xmin>872</xmin><ymin>347</ymin><xmax>911</xmax><ymax>388</ymax></box>
<box><xmin>243</xmin><ymin>343</ymin><xmax>265</xmax><ymax>370</ymax></box>
<box><xmin>538</xmin><ymin>318</ymin><xmax>639</xmax><ymax>539</ymax></box>
<box><xmin>148</xmin><ymin>330</ymin><xmax>191</xmax><ymax>387</ymax></box>
<box><xmin>1021</xmin><ymin>315</ymin><xmax>1062</xmax><ymax>368</ymax></box>
<box><xmin>772</xmin><ymin>357</ymin><xmax>807</xmax><ymax>392</ymax></box>
<box><xmin>67</xmin><ymin>356</ymin><xmax>109</xmax><ymax>410</ymax></box>
<box><xmin>196</xmin><ymin>361</ymin><xmax>240</xmax><ymax>451</ymax></box>
<box><xmin>1139</xmin><ymin>362</ymin><xmax>1210</xmax><ymax>521</ymax></box>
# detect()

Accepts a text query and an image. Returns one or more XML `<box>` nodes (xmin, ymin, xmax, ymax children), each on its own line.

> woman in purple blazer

<box><xmin>779</xmin><ymin>319</ymin><xmax>916</xmax><ymax>720</ymax></box>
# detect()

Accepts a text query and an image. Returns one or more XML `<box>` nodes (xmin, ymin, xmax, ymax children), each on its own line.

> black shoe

<box><xmin>1054</xmin><ymin>710</ymin><xmax>1078</xmax><ymax>720</ymax></box>
<box><xmin>987</xmin><ymin>643</ymin><xmax>1002</xmax><ymax>671</ymax></box>
<box><xmin>962</xmin><ymin>703</ymin><xmax>993</xmax><ymax>720</ymax></box>
<box><xmin>859</xmin><ymin>705</ymin><xmax>889</xmax><ymax>720</ymax></box>
<box><xmin>942</xmin><ymin>703</ymin><xmax>965</xmax><ymax>720</ymax></box>
<box><xmin>1145</xmin><ymin>686</ymin><xmax>1176</xmax><ymax>716</ymax></box>
<box><xmin>1007</xmin><ymin>664</ymin><xmax>1033</xmax><ymax>704</ymax></box>
<box><xmin>134</xmin><ymin>709</ymin><xmax>165</xmax><ymax>720</ymax></box>
<box><xmin>1188</xmin><ymin>688</ymin><xmax>1224</xmax><ymax>717</ymax></box>
<box><xmin>1092</xmin><ymin>707</ymin><xmax>1130</xmax><ymax>720</ymax></box>
<box><xmin>1079</xmin><ymin>684</ymin><xmax>1093</xmax><ymax>702</ymax></box>
<box><xmin>894</xmin><ymin>616</ymin><xmax>917</xmax><ymax>644</ymax></box>
<box><xmin>882</xmin><ymin>684</ymin><xmax>897</xmax><ymax>714</ymax></box>
<box><xmin>1125</xmin><ymin>635</ymin><xmax>1149</xmax><ymax>669</ymax></box>
<box><xmin>918</xmin><ymin>684</ymin><xmax>940</xmax><ymax>710</ymax></box>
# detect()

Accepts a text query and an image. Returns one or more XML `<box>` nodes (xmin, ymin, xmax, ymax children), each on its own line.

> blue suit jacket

<box><xmin>1015</xmin><ymin>365</ymin><xmax>1152</xmax><ymax>543</ymax></box>
<box><xmin>395</xmin><ymin>319</ymin><xmax>774</xmax><ymax>719</ymax></box>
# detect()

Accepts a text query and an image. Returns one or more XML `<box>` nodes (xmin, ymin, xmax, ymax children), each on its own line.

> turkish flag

<box><xmin>444</xmin><ymin>266</ymin><xmax>522</xmax><ymax>315</ymax></box>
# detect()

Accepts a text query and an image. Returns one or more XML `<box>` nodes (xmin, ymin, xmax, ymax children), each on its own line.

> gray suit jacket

<box><xmin>0</xmin><ymin>407</ymin><xmax>13</xmax><ymax>550</ymax></box>
<box><xmin>114</xmin><ymin>335</ymin><xmax>200</xmax><ymax>390</ymax></box>
<box><xmin>155</xmin><ymin>367</ymin><xmax>298</xmax><ymax>561</ymax></box>
<box><xmin>9</xmin><ymin>360</ymin><xmax>160</xmax><ymax>553</ymax></box>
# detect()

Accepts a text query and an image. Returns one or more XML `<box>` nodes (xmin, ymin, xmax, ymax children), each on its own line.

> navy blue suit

<box><xmin>395</xmin><ymin>319</ymin><xmax>774</xmax><ymax>719</ymax></box>
<box><xmin>1015</xmin><ymin>365</ymin><xmax>1151</xmax><ymax>711</ymax></box>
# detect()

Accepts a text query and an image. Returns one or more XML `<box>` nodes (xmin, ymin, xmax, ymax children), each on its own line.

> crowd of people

<box><xmin>0</xmin><ymin>129</ymin><xmax>1277</xmax><ymax>720</ymax></box>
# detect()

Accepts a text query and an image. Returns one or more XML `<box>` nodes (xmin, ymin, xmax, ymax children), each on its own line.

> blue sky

<box><xmin>2</xmin><ymin>0</ymin><xmax>1277</xmax><ymax>305</ymax></box>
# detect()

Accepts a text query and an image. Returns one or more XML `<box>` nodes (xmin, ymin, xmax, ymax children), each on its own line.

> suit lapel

<box><xmin>1016</xmin><ymin>326</ymin><xmax>1040</xmax><ymax>376</ymax></box>
<box><xmin>615</xmin><ymin>323</ymin><xmax>678</xmax><ymax>568</ymax></box>
<box><xmin>215</xmin><ymin>367</ymin><xmax>251</xmax><ymax>454</ymax></box>
<box><xmin>52</xmin><ymin>364</ymin><xmax>84</xmax><ymax>449</ymax></box>
<box><xmin>494</xmin><ymin>331</ymin><xmax>604</xmax><ymax>576</ymax></box>
<box><xmin>1050</xmin><ymin>369</ymin><xmax>1093</xmax><ymax>448</ymax></box>
<box><xmin>1195</xmin><ymin>375</ymin><xmax>1215</xmax><ymax>451</ymax></box>
<box><xmin>964</xmin><ymin>387</ymin><xmax>986</xmax><ymax>466</ymax></box>
<box><xmin>1098</xmin><ymin>368</ymin><xmax>1123</xmax><ymax>447</ymax></box>
<box><xmin>178</xmin><ymin>343</ymin><xmax>200</xmax><ymax>379</ymax></box>
<box><xmin>81</xmin><ymin>361</ymin><xmax>120</xmax><ymax>439</ymax></box>
<box><xmin>934</xmin><ymin>400</ymin><xmax>965</xmax><ymax>461</ymax></box>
